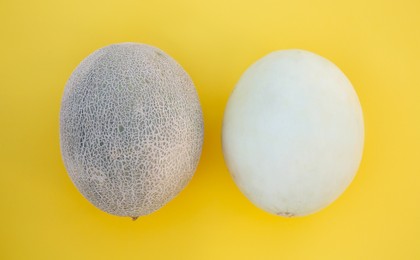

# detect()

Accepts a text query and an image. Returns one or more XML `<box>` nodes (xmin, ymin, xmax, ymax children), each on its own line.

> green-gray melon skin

<box><xmin>59</xmin><ymin>43</ymin><xmax>203</xmax><ymax>219</ymax></box>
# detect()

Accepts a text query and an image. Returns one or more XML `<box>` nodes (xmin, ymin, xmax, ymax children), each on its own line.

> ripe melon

<box><xmin>60</xmin><ymin>43</ymin><xmax>204</xmax><ymax>219</ymax></box>
<box><xmin>222</xmin><ymin>50</ymin><xmax>364</xmax><ymax>217</ymax></box>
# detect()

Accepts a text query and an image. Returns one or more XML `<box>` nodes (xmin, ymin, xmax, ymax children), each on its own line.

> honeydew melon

<box><xmin>222</xmin><ymin>50</ymin><xmax>364</xmax><ymax>217</ymax></box>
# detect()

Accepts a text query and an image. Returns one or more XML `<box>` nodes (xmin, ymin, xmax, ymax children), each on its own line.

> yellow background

<box><xmin>1</xmin><ymin>0</ymin><xmax>419</xmax><ymax>259</ymax></box>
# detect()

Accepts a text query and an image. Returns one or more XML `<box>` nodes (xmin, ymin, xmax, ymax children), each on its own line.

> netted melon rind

<box><xmin>59</xmin><ymin>43</ymin><xmax>203</xmax><ymax>217</ymax></box>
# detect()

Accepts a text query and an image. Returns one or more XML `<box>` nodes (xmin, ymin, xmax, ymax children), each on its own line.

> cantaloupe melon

<box><xmin>60</xmin><ymin>43</ymin><xmax>203</xmax><ymax>219</ymax></box>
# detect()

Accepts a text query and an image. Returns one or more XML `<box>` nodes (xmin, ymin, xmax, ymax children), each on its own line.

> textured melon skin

<box><xmin>60</xmin><ymin>43</ymin><xmax>203</xmax><ymax>218</ymax></box>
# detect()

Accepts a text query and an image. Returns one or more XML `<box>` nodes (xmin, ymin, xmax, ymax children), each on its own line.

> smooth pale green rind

<box><xmin>222</xmin><ymin>50</ymin><xmax>364</xmax><ymax>217</ymax></box>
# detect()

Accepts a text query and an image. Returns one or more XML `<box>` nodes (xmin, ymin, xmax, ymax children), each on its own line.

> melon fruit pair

<box><xmin>60</xmin><ymin>43</ymin><xmax>364</xmax><ymax>219</ymax></box>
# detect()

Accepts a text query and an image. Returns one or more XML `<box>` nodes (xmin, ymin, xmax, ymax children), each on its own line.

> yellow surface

<box><xmin>1</xmin><ymin>0</ymin><xmax>419</xmax><ymax>259</ymax></box>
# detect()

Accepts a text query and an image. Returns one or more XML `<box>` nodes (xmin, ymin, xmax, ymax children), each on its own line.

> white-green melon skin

<box><xmin>60</xmin><ymin>43</ymin><xmax>203</xmax><ymax>218</ymax></box>
<box><xmin>222</xmin><ymin>50</ymin><xmax>364</xmax><ymax>217</ymax></box>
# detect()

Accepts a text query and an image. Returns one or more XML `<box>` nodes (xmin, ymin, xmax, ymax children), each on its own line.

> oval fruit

<box><xmin>222</xmin><ymin>49</ymin><xmax>364</xmax><ymax>217</ymax></box>
<box><xmin>60</xmin><ymin>43</ymin><xmax>203</xmax><ymax>219</ymax></box>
